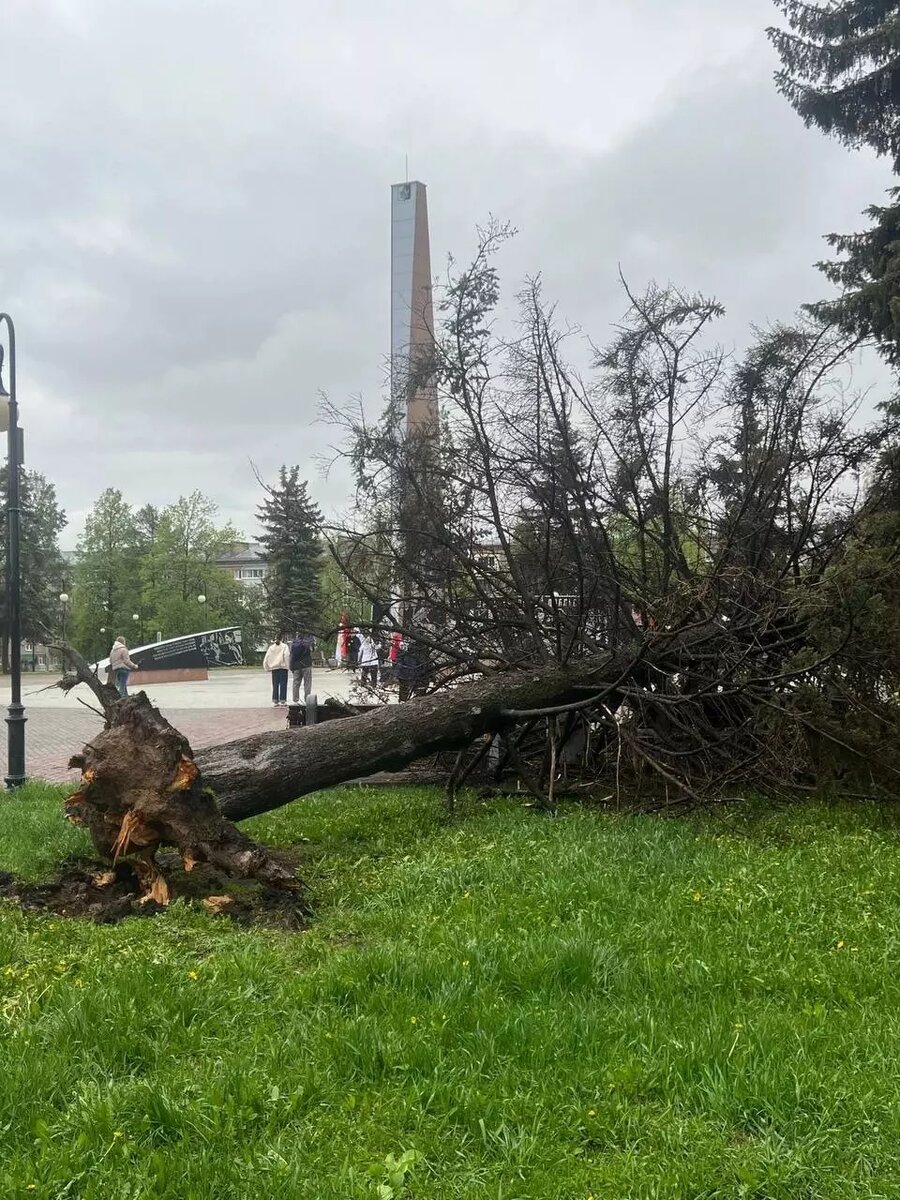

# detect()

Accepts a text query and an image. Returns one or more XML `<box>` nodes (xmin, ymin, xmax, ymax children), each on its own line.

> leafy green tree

<box><xmin>74</xmin><ymin>489</ymin><xmax>264</xmax><ymax>657</ymax></box>
<box><xmin>257</xmin><ymin>466</ymin><xmax>323</xmax><ymax>634</ymax></box>
<box><xmin>141</xmin><ymin>492</ymin><xmax>242</xmax><ymax>637</ymax></box>
<box><xmin>0</xmin><ymin>467</ymin><xmax>67</xmax><ymax>669</ymax></box>
<box><xmin>318</xmin><ymin>534</ymin><xmax>390</xmax><ymax>641</ymax></box>
<box><xmin>769</xmin><ymin>2</ymin><xmax>900</xmax><ymax>359</ymax></box>
<box><xmin>72</xmin><ymin>488</ymin><xmax>142</xmax><ymax>659</ymax></box>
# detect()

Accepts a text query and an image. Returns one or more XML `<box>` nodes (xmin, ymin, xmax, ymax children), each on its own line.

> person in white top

<box><xmin>263</xmin><ymin>635</ymin><xmax>290</xmax><ymax>706</ymax></box>
<box><xmin>109</xmin><ymin>636</ymin><xmax>138</xmax><ymax>698</ymax></box>
<box><xmin>357</xmin><ymin>631</ymin><xmax>380</xmax><ymax>687</ymax></box>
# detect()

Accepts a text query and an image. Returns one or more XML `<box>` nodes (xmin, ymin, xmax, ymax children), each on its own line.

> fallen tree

<box><xmin>199</xmin><ymin>654</ymin><xmax>631</xmax><ymax>821</ymax></box>
<box><xmin>59</xmin><ymin>645</ymin><xmax>633</xmax><ymax>898</ymax></box>
<box><xmin>61</xmin><ymin>661</ymin><xmax>299</xmax><ymax>903</ymax></box>
<box><xmin>52</xmin><ymin>244</ymin><xmax>900</xmax><ymax>902</ymax></box>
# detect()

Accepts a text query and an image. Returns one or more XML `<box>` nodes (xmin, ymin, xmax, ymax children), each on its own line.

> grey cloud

<box><xmin>0</xmin><ymin>0</ymin><xmax>891</xmax><ymax>545</ymax></box>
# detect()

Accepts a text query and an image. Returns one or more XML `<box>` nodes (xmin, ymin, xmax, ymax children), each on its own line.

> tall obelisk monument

<box><xmin>390</xmin><ymin>181</ymin><xmax>438</xmax><ymax>434</ymax></box>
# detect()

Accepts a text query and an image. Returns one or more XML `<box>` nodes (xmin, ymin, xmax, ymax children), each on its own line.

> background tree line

<box><xmin>0</xmin><ymin>465</ymin><xmax>334</xmax><ymax>667</ymax></box>
<box><xmin>71</xmin><ymin>489</ymin><xmax>264</xmax><ymax>660</ymax></box>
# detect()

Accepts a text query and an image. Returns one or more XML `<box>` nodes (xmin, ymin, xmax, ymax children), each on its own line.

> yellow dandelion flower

<box><xmin>410</xmin><ymin>1016</ymin><xmax>417</xmax><ymax>1024</ymax></box>
<box><xmin>188</xmin><ymin>970</ymin><xmax>198</xmax><ymax>980</ymax></box>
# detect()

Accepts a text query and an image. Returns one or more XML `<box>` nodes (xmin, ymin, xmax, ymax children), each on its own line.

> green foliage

<box><xmin>318</xmin><ymin>547</ymin><xmax>375</xmax><ymax>638</ymax></box>
<box><xmin>72</xmin><ymin>489</ymin><xmax>254</xmax><ymax>659</ymax></box>
<box><xmin>368</xmin><ymin>1149</ymin><xmax>423</xmax><ymax>1198</ymax></box>
<box><xmin>797</xmin><ymin>410</ymin><xmax>900</xmax><ymax>786</ymax></box>
<box><xmin>3</xmin><ymin>786</ymin><xmax>900</xmax><ymax>1194</ymax></box>
<box><xmin>139</xmin><ymin>491</ymin><xmax>243</xmax><ymax>638</ymax></box>
<box><xmin>769</xmin><ymin>2</ymin><xmax>900</xmax><ymax>359</ymax></box>
<box><xmin>0</xmin><ymin>467</ymin><xmax>67</xmax><ymax>658</ymax></box>
<box><xmin>256</xmin><ymin>466</ymin><xmax>323</xmax><ymax>635</ymax></box>
<box><xmin>809</xmin><ymin>189</ymin><xmax>900</xmax><ymax>362</ymax></box>
<box><xmin>71</xmin><ymin>487</ymin><xmax>142</xmax><ymax>659</ymax></box>
<box><xmin>769</xmin><ymin>2</ymin><xmax>900</xmax><ymax>162</ymax></box>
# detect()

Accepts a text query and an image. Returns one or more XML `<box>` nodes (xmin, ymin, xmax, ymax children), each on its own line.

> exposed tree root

<box><xmin>57</xmin><ymin>650</ymin><xmax>302</xmax><ymax>903</ymax></box>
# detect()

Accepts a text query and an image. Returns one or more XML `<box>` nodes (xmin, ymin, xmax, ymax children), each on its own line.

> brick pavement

<box><xmin>24</xmin><ymin>706</ymin><xmax>290</xmax><ymax>784</ymax></box>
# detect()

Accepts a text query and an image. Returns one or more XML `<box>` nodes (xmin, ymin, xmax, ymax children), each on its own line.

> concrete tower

<box><xmin>390</xmin><ymin>181</ymin><xmax>438</xmax><ymax>434</ymax></box>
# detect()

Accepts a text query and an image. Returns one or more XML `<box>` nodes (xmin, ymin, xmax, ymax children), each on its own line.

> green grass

<box><xmin>2</xmin><ymin>784</ymin><xmax>900</xmax><ymax>1197</ymax></box>
<box><xmin>0</xmin><ymin>780</ymin><xmax>89</xmax><ymax>880</ymax></box>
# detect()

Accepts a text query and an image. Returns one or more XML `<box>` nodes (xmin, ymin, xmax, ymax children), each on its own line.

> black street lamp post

<box><xmin>0</xmin><ymin>315</ymin><xmax>25</xmax><ymax>788</ymax></box>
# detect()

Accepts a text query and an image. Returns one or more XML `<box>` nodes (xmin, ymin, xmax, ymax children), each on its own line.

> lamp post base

<box><xmin>5</xmin><ymin>702</ymin><xmax>26</xmax><ymax>789</ymax></box>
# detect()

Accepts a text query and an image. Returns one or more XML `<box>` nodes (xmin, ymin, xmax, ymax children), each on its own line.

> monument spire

<box><xmin>390</xmin><ymin>180</ymin><xmax>438</xmax><ymax>436</ymax></box>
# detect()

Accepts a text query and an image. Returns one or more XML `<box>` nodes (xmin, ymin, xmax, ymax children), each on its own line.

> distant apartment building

<box><xmin>214</xmin><ymin>542</ymin><xmax>269</xmax><ymax>587</ymax></box>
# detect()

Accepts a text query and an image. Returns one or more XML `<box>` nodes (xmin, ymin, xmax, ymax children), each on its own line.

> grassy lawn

<box><xmin>2</xmin><ymin>785</ymin><xmax>900</xmax><ymax>1198</ymax></box>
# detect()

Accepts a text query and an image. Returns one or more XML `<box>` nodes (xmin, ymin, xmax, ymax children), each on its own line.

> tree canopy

<box><xmin>770</xmin><ymin>1</ymin><xmax>900</xmax><ymax>162</ymax></box>
<box><xmin>769</xmin><ymin>1</ymin><xmax>900</xmax><ymax>359</ymax></box>
<box><xmin>72</xmin><ymin>489</ymin><xmax>254</xmax><ymax>659</ymax></box>
<box><xmin>0</xmin><ymin>466</ymin><xmax>67</xmax><ymax>668</ymax></box>
<box><xmin>326</xmin><ymin>228</ymin><xmax>898</xmax><ymax>800</ymax></box>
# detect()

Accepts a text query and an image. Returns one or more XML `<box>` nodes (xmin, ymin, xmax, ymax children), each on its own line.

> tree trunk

<box><xmin>66</xmin><ymin>690</ymin><xmax>297</xmax><ymax>901</ymax></box>
<box><xmin>198</xmin><ymin>655</ymin><xmax>626</xmax><ymax>823</ymax></box>
<box><xmin>63</xmin><ymin>649</ymin><xmax>628</xmax><ymax>897</ymax></box>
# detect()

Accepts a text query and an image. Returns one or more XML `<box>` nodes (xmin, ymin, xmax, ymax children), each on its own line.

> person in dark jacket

<box><xmin>289</xmin><ymin>632</ymin><xmax>315</xmax><ymax>703</ymax></box>
<box><xmin>395</xmin><ymin>637</ymin><xmax>431</xmax><ymax>702</ymax></box>
<box><xmin>347</xmin><ymin>627</ymin><xmax>361</xmax><ymax>670</ymax></box>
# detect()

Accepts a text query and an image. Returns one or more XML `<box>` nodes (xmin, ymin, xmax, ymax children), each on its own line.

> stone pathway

<box><xmin>22</xmin><ymin>705</ymin><xmax>290</xmax><ymax>784</ymax></box>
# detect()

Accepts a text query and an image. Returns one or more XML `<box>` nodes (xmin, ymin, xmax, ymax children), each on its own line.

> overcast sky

<box><xmin>1</xmin><ymin>0</ymin><xmax>892</xmax><ymax>546</ymax></box>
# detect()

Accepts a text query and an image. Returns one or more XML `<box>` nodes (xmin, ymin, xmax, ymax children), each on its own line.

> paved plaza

<box><xmin>0</xmin><ymin>667</ymin><xmax>362</xmax><ymax>783</ymax></box>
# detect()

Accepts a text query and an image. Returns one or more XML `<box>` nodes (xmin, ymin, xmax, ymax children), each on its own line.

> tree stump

<box><xmin>63</xmin><ymin>676</ymin><xmax>297</xmax><ymax>904</ymax></box>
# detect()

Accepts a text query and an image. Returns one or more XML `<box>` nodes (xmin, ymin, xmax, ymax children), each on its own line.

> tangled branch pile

<box><xmin>327</xmin><ymin>226</ymin><xmax>900</xmax><ymax>806</ymax></box>
<box><xmin>54</xmin><ymin>232</ymin><xmax>900</xmax><ymax>906</ymax></box>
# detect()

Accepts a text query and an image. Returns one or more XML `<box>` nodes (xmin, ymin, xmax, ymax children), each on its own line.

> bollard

<box><xmin>305</xmin><ymin>692</ymin><xmax>318</xmax><ymax>726</ymax></box>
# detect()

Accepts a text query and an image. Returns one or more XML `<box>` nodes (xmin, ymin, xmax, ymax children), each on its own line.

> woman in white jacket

<box><xmin>357</xmin><ymin>631</ymin><xmax>380</xmax><ymax>687</ymax></box>
<box><xmin>109</xmin><ymin>637</ymin><xmax>138</xmax><ymax>698</ymax></box>
<box><xmin>263</xmin><ymin>635</ymin><xmax>290</xmax><ymax>706</ymax></box>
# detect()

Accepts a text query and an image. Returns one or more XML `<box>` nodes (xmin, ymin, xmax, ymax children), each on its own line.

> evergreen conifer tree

<box><xmin>769</xmin><ymin>2</ymin><xmax>900</xmax><ymax>359</ymax></box>
<box><xmin>256</xmin><ymin>466</ymin><xmax>323</xmax><ymax>635</ymax></box>
<box><xmin>0</xmin><ymin>466</ymin><xmax>67</xmax><ymax>670</ymax></box>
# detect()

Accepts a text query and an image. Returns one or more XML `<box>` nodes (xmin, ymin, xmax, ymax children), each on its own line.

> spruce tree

<box><xmin>256</xmin><ymin>466</ymin><xmax>323</xmax><ymax>636</ymax></box>
<box><xmin>770</xmin><ymin>2</ymin><xmax>900</xmax><ymax>161</ymax></box>
<box><xmin>769</xmin><ymin>2</ymin><xmax>900</xmax><ymax>359</ymax></box>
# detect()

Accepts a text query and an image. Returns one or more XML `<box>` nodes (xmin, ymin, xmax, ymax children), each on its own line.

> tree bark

<box><xmin>58</xmin><ymin>651</ymin><xmax>301</xmax><ymax>899</ymax></box>
<box><xmin>60</xmin><ymin>644</ymin><xmax>634</xmax><ymax>899</ymax></box>
<box><xmin>66</xmin><ymin>691</ymin><xmax>297</xmax><ymax>899</ymax></box>
<box><xmin>198</xmin><ymin>655</ymin><xmax>627</xmax><ymax>822</ymax></box>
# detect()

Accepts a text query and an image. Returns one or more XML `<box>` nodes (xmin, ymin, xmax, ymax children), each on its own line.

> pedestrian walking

<box><xmin>357</xmin><ymin>630</ymin><xmax>379</xmax><ymax>686</ymax></box>
<box><xmin>348</xmin><ymin>627</ymin><xmax>361</xmax><ymax>670</ymax></box>
<box><xmin>388</xmin><ymin>630</ymin><xmax>402</xmax><ymax>682</ymax></box>
<box><xmin>338</xmin><ymin>612</ymin><xmax>351</xmax><ymax>669</ymax></box>
<box><xmin>263</xmin><ymin>635</ymin><xmax>290</xmax><ymax>706</ymax></box>
<box><xmin>109</xmin><ymin>636</ymin><xmax>138</xmax><ymax>698</ymax></box>
<box><xmin>290</xmin><ymin>632</ymin><xmax>315</xmax><ymax>703</ymax></box>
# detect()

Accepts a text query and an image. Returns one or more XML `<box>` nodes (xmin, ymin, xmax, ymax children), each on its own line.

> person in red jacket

<box><xmin>338</xmin><ymin>613</ymin><xmax>351</xmax><ymax>669</ymax></box>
